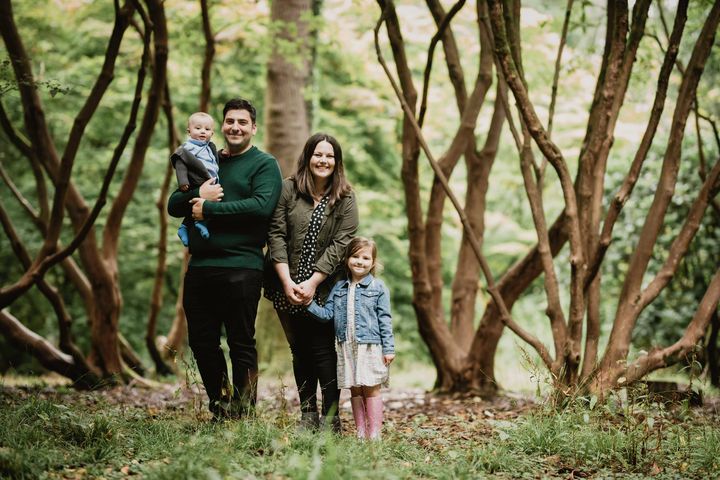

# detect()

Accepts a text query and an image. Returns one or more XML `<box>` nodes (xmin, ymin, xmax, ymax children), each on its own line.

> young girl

<box><xmin>307</xmin><ymin>237</ymin><xmax>396</xmax><ymax>439</ymax></box>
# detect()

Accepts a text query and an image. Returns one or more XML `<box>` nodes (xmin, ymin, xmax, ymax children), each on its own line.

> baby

<box><xmin>170</xmin><ymin>112</ymin><xmax>219</xmax><ymax>246</ymax></box>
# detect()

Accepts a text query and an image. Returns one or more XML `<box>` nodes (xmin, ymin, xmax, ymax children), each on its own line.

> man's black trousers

<box><xmin>184</xmin><ymin>266</ymin><xmax>262</xmax><ymax>415</ymax></box>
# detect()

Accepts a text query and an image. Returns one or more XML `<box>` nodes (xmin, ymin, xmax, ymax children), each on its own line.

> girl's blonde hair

<box><xmin>344</xmin><ymin>236</ymin><xmax>382</xmax><ymax>276</ymax></box>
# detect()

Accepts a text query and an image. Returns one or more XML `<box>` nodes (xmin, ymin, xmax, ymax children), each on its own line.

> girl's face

<box><xmin>347</xmin><ymin>246</ymin><xmax>374</xmax><ymax>281</ymax></box>
<box><xmin>309</xmin><ymin>140</ymin><xmax>336</xmax><ymax>184</ymax></box>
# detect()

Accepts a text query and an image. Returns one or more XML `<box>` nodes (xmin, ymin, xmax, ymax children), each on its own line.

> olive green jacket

<box><xmin>265</xmin><ymin>178</ymin><xmax>359</xmax><ymax>302</ymax></box>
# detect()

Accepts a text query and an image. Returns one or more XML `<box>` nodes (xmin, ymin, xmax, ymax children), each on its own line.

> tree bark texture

<box><xmin>0</xmin><ymin>0</ymin><xmax>167</xmax><ymax>384</ymax></box>
<box><xmin>375</xmin><ymin>0</ymin><xmax>719</xmax><ymax>397</ymax></box>
<box><xmin>480</xmin><ymin>0</ymin><xmax>720</xmax><ymax>396</ymax></box>
<box><xmin>376</xmin><ymin>0</ymin><xmax>558</xmax><ymax>395</ymax></box>
<box><xmin>265</xmin><ymin>0</ymin><xmax>313</xmax><ymax>175</ymax></box>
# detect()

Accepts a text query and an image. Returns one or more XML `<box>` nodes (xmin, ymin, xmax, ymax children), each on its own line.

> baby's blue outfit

<box><xmin>177</xmin><ymin>139</ymin><xmax>219</xmax><ymax>245</ymax></box>
<box><xmin>183</xmin><ymin>138</ymin><xmax>219</xmax><ymax>179</ymax></box>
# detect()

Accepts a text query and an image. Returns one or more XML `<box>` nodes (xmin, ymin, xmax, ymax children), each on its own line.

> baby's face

<box><xmin>188</xmin><ymin>118</ymin><xmax>214</xmax><ymax>142</ymax></box>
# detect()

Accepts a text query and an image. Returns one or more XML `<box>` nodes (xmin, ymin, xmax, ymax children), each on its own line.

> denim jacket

<box><xmin>307</xmin><ymin>274</ymin><xmax>395</xmax><ymax>355</ymax></box>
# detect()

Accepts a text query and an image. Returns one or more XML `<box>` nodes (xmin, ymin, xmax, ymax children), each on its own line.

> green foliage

<box><xmin>603</xmin><ymin>144</ymin><xmax>720</xmax><ymax>355</ymax></box>
<box><xmin>2</xmin><ymin>0</ymin><xmax>719</xmax><ymax>393</ymax></box>
<box><xmin>0</xmin><ymin>0</ymin><xmax>425</xmax><ymax>372</ymax></box>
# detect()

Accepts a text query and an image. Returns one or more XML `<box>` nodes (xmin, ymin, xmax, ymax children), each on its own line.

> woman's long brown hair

<box><xmin>293</xmin><ymin>133</ymin><xmax>352</xmax><ymax>207</ymax></box>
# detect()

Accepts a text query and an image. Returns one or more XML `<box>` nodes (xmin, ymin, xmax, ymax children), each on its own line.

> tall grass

<box><xmin>0</xmin><ymin>391</ymin><xmax>718</xmax><ymax>479</ymax></box>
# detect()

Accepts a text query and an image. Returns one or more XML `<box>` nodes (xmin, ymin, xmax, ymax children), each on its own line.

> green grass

<box><xmin>1</xmin><ymin>389</ymin><xmax>719</xmax><ymax>479</ymax></box>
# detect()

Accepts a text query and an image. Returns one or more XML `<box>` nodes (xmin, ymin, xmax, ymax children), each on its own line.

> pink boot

<box><xmin>365</xmin><ymin>396</ymin><xmax>384</xmax><ymax>440</ymax></box>
<box><xmin>350</xmin><ymin>396</ymin><xmax>367</xmax><ymax>439</ymax></box>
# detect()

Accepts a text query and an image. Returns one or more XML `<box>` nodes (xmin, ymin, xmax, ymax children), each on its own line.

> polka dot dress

<box><xmin>268</xmin><ymin>194</ymin><xmax>330</xmax><ymax>314</ymax></box>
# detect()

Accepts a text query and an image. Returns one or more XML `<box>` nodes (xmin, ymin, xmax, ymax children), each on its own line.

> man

<box><xmin>168</xmin><ymin>98</ymin><xmax>282</xmax><ymax>420</ymax></box>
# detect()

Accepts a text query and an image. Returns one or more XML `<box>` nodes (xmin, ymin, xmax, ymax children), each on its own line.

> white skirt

<box><xmin>336</xmin><ymin>340</ymin><xmax>389</xmax><ymax>389</ymax></box>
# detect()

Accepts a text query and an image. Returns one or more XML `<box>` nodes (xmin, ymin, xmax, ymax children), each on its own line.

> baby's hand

<box><xmin>383</xmin><ymin>354</ymin><xmax>395</xmax><ymax>366</ymax></box>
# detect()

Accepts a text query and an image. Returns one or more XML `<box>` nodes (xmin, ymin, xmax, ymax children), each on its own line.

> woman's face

<box><xmin>309</xmin><ymin>140</ymin><xmax>336</xmax><ymax>184</ymax></box>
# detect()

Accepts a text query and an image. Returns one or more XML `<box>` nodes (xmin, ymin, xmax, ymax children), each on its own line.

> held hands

<box><xmin>383</xmin><ymin>354</ymin><xmax>395</xmax><ymax>367</ymax></box>
<box><xmin>295</xmin><ymin>280</ymin><xmax>318</xmax><ymax>305</ymax></box>
<box><xmin>282</xmin><ymin>280</ymin><xmax>305</xmax><ymax>306</ymax></box>
<box><xmin>190</xmin><ymin>178</ymin><xmax>223</xmax><ymax>221</ymax></box>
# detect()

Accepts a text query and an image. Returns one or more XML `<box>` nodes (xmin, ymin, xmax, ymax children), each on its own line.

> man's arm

<box><xmin>168</xmin><ymin>187</ymin><xmax>199</xmax><ymax>218</ymax></box>
<box><xmin>203</xmin><ymin>159</ymin><xmax>282</xmax><ymax>218</ymax></box>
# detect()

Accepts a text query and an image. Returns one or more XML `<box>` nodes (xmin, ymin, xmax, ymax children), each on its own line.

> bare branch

<box><xmin>601</xmin><ymin>0</ymin><xmax>720</xmax><ymax>372</ymax></box>
<box><xmin>199</xmin><ymin>0</ymin><xmax>215</xmax><ymax>112</ymax></box>
<box><xmin>0</xmin><ymin>101</ymin><xmax>50</xmax><ymax>224</ymax></box>
<box><xmin>375</xmin><ymin>5</ymin><xmax>553</xmax><ymax>370</ymax></box>
<box><xmin>104</xmin><ymin>0</ymin><xmax>168</xmax><ymax>255</ymax></box>
<box><xmin>426</xmin><ymin>4</ymin><xmax>494</xmax><ymax>325</ymax></box>
<box><xmin>637</xmin><ymin>159</ymin><xmax>720</xmax><ymax>311</ymax></box>
<box><xmin>0</xmin><ymin>159</ymin><xmax>41</xmax><ymax>228</ymax></box>
<box><xmin>0</xmin><ymin>99</ymin><xmax>33</xmax><ymax>158</ymax></box>
<box><xmin>586</xmin><ymin>0</ymin><xmax>688</xmax><ymax>289</ymax></box>
<box><xmin>0</xmin><ymin>309</ymin><xmax>99</xmax><ymax>388</ymax></box>
<box><xmin>547</xmin><ymin>0</ymin><xmax>574</xmax><ymax>137</ymax></box>
<box><xmin>418</xmin><ymin>0</ymin><xmax>466</xmax><ymax>126</ymax></box>
<box><xmin>623</xmin><ymin>265</ymin><xmax>720</xmax><ymax>384</ymax></box>
<box><xmin>376</xmin><ymin>0</ymin><xmax>455</xmax><ymax>371</ymax></box>
<box><xmin>486</xmin><ymin>0</ymin><xmax>583</xmax><ymax>265</ymax></box>
<box><xmin>146</xmin><ymin>81</ymin><xmax>181</xmax><ymax>376</ymax></box>
<box><xmin>61</xmin><ymin>1</ymin><xmax>135</xmax><ymax>181</ymax></box>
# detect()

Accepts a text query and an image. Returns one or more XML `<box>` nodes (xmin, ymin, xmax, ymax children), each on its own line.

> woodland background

<box><xmin>0</xmin><ymin>0</ymin><xmax>719</xmax><ymax>398</ymax></box>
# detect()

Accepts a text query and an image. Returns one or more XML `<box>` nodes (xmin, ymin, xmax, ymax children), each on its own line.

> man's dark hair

<box><xmin>222</xmin><ymin>98</ymin><xmax>257</xmax><ymax>124</ymax></box>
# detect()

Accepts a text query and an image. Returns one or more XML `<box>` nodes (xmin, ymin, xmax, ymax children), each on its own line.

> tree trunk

<box><xmin>160</xmin><ymin>250</ymin><xmax>189</xmax><ymax>362</ymax></box>
<box><xmin>265</xmin><ymin>0</ymin><xmax>312</xmax><ymax>175</ymax></box>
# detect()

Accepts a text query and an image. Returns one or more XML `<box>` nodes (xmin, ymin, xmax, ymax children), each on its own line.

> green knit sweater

<box><xmin>168</xmin><ymin>146</ymin><xmax>282</xmax><ymax>269</ymax></box>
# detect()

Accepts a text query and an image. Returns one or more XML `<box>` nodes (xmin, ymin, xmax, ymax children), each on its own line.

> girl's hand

<box><xmin>383</xmin><ymin>354</ymin><xmax>395</xmax><ymax>366</ymax></box>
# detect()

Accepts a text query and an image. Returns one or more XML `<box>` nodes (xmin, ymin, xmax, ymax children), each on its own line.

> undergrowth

<box><xmin>0</xmin><ymin>387</ymin><xmax>718</xmax><ymax>479</ymax></box>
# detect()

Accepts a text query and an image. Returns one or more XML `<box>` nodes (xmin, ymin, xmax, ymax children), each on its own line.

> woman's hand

<box><xmin>383</xmin><ymin>354</ymin><xmax>395</xmax><ymax>366</ymax></box>
<box><xmin>295</xmin><ymin>280</ymin><xmax>318</xmax><ymax>305</ymax></box>
<box><xmin>295</xmin><ymin>272</ymin><xmax>327</xmax><ymax>305</ymax></box>
<box><xmin>282</xmin><ymin>280</ymin><xmax>304</xmax><ymax>305</ymax></box>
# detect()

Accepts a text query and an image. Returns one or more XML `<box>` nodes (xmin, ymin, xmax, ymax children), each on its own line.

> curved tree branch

<box><xmin>375</xmin><ymin>5</ymin><xmax>552</xmax><ymax>370</ymax></box>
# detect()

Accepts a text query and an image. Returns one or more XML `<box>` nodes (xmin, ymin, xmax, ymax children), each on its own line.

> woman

<box><xmin>265</xmin><ymin>133</ymin><xmax>359</xmax><ymax>431</ymax></box>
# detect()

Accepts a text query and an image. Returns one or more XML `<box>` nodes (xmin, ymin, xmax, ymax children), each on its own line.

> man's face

<box><xmin>222</xmin><ymin>109</ymin><xmax>256</xmax><ymax>154</ymax></box>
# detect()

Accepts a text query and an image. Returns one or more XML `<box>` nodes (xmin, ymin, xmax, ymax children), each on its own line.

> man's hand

<box><xmin>383</xmin><ymin>354</ymin><xmax>395</xmax><ymax>366</ymax></box>
<box><xmin>190</xmin><ymin>197</ymin><xmax>205</xmax><ymax>220</ymax></box>
<box><xmin>199</xmin><ymin>177</ymin><xmax>223</xmax><ymax>201</ymax></box>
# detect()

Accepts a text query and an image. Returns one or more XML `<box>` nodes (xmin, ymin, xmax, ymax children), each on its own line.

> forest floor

<box><xmin>1</xmin><ymin>375</ymin><xmax>719</xmax><ymax>479</ymax></box>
